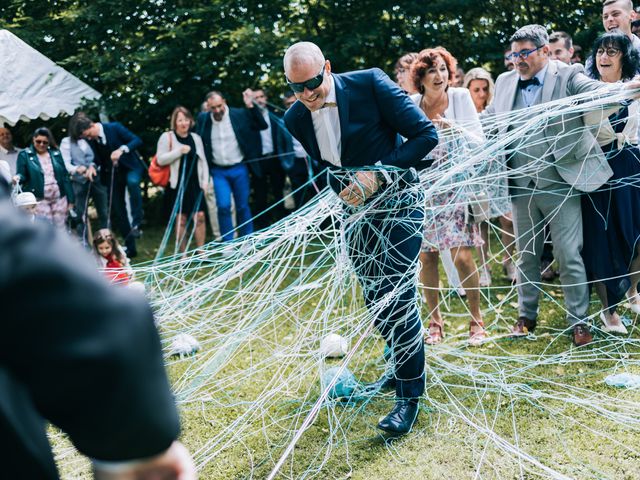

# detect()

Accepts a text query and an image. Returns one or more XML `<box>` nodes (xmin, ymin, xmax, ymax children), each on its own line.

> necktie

<box><xmin>518</xmin><ymin>77</ymin><xmax>540</xmax><ymax>89</ymax></box>
<box><xmin>322</xmin><ymin>102</ymin><xmax>337</xmax><ymax>108</ymax></box>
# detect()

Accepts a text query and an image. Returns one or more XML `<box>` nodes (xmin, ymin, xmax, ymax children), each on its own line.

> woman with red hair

<box><xmin>410</xmin><ymin>47</ymin><xmax>486</xmax><ymax>346</ymax></box>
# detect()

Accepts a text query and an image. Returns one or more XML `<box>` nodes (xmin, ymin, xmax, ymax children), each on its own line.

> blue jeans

<box><xmin>211</xmin><ymin>163</ymin><xmax>253</xmax><ymax>241</ymax></box>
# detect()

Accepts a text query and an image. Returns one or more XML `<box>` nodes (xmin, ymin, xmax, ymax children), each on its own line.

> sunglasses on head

<box><xmin>286</xmin><ymin>65</ymin><xmax>325</xmax><ymax>93</ymax></box>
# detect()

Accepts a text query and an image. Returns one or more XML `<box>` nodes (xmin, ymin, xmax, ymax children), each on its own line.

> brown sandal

<box><xmin>426</xmin><ymin>319</ymin><xmax>444</xmax><ymax>345</ymax></box>
<box><xmin>468</xmin><ymin>318</ymin><xmax>486</xmax><ymax>347</ymax></box>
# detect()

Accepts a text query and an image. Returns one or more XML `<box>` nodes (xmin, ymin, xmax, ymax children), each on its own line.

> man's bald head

<box><xmin>283</xmin><ymin>42</ymin><xmax>332</xmax><ymax>112</ymax></box>
<box><xmin>283</xmin><ymin>42</ymin><xmax>325</xmax><ymax>73</ymax></box>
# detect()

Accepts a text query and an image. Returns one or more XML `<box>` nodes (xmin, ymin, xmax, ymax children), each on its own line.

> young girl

<box><xmin>93</xmin><ymin>228</ymin><xmax>132</xmax><ymax>285</ymax></box>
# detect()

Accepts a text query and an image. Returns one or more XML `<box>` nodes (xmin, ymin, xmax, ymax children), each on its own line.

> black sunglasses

<box><xmin>286</xmin><ymin>65</ymin><xmax>325</xmax><ymax>93</ymax></box>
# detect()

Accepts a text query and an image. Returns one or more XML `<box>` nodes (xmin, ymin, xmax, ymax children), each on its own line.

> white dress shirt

<box><xmin>210</xmin><ymin>110</ymin><xmax>245</xmax><ymax>166</ymax></box>
<box><xmin>259</xmin><ymin>108</ymin><xmax>274</xmax><ymax>155</ymax></box>
<box><xmin>60</xmin><ymin>137</ymin><xmax>93</xmax><ymax>174</ymax></box>
<box><xmin>97</xmin><ymin>123</ymin><xmax>129</xmax><ymax>152</ymax></box>
<box><xmin>311</xmin><ymin>76</ymin><xmax>341</xmax><ymax>167</ymax></box>
<box><xmin>0</xmin><ymin>145</ymin><xmax>20</xmax><ymax>175</ymax></box>
<box><xmin>520</xmin><ymin>64</ymin><xmax>547</xmax><ymax>107</ymax></box>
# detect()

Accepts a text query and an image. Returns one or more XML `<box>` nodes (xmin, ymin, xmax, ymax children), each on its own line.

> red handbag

<box><xmin>148</xmin><ymin>132</ymin><xmax>172</xmax><ymax>187</ymax></box>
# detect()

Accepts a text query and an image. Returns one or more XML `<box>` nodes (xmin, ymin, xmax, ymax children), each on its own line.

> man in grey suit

<box><xmin>484</xmin><ymin>24</ymin><xmax>640</xmax><ymax>346</ymax></box>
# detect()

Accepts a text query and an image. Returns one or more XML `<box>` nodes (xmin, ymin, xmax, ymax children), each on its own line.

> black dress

<box><xmin>581</xmin><ymin>105</ymin><xmax>640</xmax><ymax>312</ymax></box>
<box><xmin>167</xmin><ymin>132</ymin><xmax>204</xmax><ymax>214</ymax></box>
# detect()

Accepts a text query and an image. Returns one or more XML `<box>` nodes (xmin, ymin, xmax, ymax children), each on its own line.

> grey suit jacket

<box><xmin>483</xmin><ymin>60</ymin><xmax>613</xmax><ymax>193</ymax></box>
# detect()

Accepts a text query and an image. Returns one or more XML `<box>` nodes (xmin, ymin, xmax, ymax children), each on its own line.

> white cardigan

<box><xmin>155</xmin><ymin>131</ymin><xmax>210</xmax><ymax>190</ymax></box>
<box><xmin>411</xmin><ymin>87</ymin><xmax>485</xmax><ymax>148</ymax></box>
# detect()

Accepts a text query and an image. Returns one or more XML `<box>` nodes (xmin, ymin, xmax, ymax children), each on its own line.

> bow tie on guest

<box><xmin>518</xmin><ymin>77</ymin><xmax>541</xmax><ymax>89</ymax></box>
<box><xmin>321</xmin><ymin>102</ymin><xmax>337</xmax><ymax>108</ymax></box>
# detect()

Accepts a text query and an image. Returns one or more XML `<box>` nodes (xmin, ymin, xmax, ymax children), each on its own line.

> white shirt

<box><xmin>311</xmin><ymin>76</ymin><xmax>341</xmax><ymax>167</ymax></box>
<box><xmin>97</xmin><ymin>123</ymin><xmax>129</xmax><ymax>152</ymax></box>
<box><xmin>292</xmin><ymin>137</ymin><xmax>308</xmax><ymax>158</ymax></box>
<box><xmin>60</xmin><ymin>137</ymin><xmax>93</xmax><ymax>174</ymax></box>
<box><xmin>0</xmin><ymin>145</ymin><xmax>20</xmax><ymax>175</ymax></box>
<box><xmin>520</xmin><ymin>64</ymin><xmax>547</xmax><ymax>107</ymax></box>
<box><xmin>259</xmin><ymin>108</ymin><xmax>274</xmax><ymax>155</ymax></box>
<box><xmin>210</xmin><ymin>110</ymin><xmax>244</xmax><ymax>166</ymax></box>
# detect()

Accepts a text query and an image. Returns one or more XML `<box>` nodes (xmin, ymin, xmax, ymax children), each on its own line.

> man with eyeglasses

<box><xmin>283</xmin><ymin>41</ymin><xmax>438</xmax><ymax>436</ymax></box>
<box><xmin>483</xmin><ymin>24</ymin><xmax>640</xmax><ymax>347</ymax></box>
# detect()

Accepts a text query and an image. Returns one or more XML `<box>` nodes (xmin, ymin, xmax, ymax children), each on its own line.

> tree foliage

<box><xmin>0</xmin><ymin>0</ymin><xmax>603</xmax><ymax>154</ymax></box>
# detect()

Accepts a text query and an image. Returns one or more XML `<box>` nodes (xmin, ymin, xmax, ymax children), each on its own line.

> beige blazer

<box><xmin>156</xmin><ymin>131</ymin><xmax>210</xmax><ymax>190</ymax></box>
<box><xmin>482</xmin><ymin>60</ymin><xmax>613</xmax><ymax>193</ymax></box>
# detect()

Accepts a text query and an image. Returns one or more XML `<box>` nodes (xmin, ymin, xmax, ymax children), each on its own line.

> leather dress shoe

<box><xmin>360</xmin><ymin>374</ymin><xmax>396</xmax><ymax>395</ymax></box>
<box><xmin>377</xmin><ymin>399</ymin><xmax>419</xmax><ymax>436</ymax></box>
<box><xmin>510</xmin><ymin>316</ymin><xmax>537</xmax><ymax>337</ymax></box>
<box><xmin>572</xmin><ymin>324</ymin><xmax>593</xmax><ymax>347</ymax></box>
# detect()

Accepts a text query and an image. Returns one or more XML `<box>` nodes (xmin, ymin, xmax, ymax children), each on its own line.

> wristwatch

<box><xmin>376</xmin><ymin>170</ymin><xmax>388</xmax><ymax>187</ymax></box>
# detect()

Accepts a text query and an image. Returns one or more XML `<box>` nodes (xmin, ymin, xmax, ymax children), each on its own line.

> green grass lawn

<box><xmin>54</xmin><ymin>222</ymin><xmax>640</xmax><ymax>479</ymax></box>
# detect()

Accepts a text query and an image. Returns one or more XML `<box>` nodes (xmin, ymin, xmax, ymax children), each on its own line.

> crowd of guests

<box><xmin>2</xmin><ymin>0</ymin><xmax>640</xmax><ymax>351</ymax></box>
<box><xmin>389</xmin><ymin>0</ymin><xmax>640</xmax><ymax>348</ymax></box>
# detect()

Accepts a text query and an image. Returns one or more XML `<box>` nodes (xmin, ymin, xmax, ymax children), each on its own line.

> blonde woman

<box><xmin>464</xmin><ymin>67</ymin><xmax>515</xmax><ymax>286</ymax></box>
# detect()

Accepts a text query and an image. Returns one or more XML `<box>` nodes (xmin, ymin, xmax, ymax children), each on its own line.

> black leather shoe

<box><xmin>360</xmin><ymin>374</ymin><xmax>396</xmax><ymax>395</ymax></box>
<box><xmin>377</xmin><ymin>399</ymin><xmax>419</xmax><ymax>436</ymax></box>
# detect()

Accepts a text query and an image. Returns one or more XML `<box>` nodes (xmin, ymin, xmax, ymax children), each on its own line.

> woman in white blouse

<box><xmin>156</xmin><ymin>106</ymin><xmax>210</xmax><ymax>252</ymax></box>
<box><xmin>410</xmin><ymin>47</ymin><xmax>486</xmax><ymax>346</ymax></box>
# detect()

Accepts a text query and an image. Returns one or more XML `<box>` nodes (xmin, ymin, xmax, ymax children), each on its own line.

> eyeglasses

<box><xmin>506</xmin><ymin>46</ymin><xmax>543</xmax><ymax>61</ymax></box>
<box><xmin>34</xmin><ymin>139</ymin><xmax>49</xmax><ymax>145</ymax></box>
<box><xmin>596</xmin><ymin>47</ymin><xmax>621</xmax><ymax>57</ymax></box>
<box><xmin>94</xmin><ymin>229</ymin><xmax>113</xmax><ymax>242</ymax></box>
<box><xmin>286</xmin><ymin>65</ymin><xmax>325</xmax><ymax>93</ymax></box>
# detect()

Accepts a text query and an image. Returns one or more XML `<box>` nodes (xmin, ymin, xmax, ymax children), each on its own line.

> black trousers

<box><xmin>104</xmin><ymin>167</ymin><xmax>137</xmax><ymax>255</ymax></box>
<box><xmin>346</xmin><ymin>188</ymin><xmax>426</xmax><ymax>398</ymax></box>
<box><xmin>251</xmin><ymin>155</ymin><xmax>287</xmax><ymax>229</ymax></box>
<box><xmin>72</xmin><ymin>180</ymin><xmax>109</xmax><ymax>246</ymax></box>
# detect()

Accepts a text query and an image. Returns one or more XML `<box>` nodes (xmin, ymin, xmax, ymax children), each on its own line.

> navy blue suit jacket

<box><xmin>101</xmin><ymin>122</ymin><xmax>144</xmax><ymax>172</ymax></box>
<box><xmin>284</xmin><ymin>68</ymin><xmax>438</xmax><ymax>184</ymax></box>
<box><xmin>196</xmin><ymin>107</ymin><xmax>268</xmax><ymax>176</ymax></box>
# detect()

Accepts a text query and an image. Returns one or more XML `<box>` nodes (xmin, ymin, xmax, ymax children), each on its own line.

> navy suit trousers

<box><xmin>345</xmin><ymin>188</ymin><xmax>426</xmax><ymax>398</ymax></box>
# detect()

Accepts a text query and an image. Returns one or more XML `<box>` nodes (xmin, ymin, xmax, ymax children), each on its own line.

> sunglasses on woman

<box><xmin>286</xmin><ymin>65</ymin><xmax>325</xmax><ymax>93</ymax></box>
<box><xmin>34</xmin><ymin>140</ymin><xmax>49</xmax><ymax>145</ymax></box>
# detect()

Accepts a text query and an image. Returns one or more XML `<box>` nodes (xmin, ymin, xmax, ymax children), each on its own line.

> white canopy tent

<box><xmin>0</xmin><ymin>29</ymin><xmax>101</xmax><ymax>126</ymax></box>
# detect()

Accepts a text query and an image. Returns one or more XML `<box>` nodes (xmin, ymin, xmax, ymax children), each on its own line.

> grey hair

<box><xmin>283</xmin><ymin>42</ymin><xmax>325</xmax><ymax>73</ymax></box>
<box><xmin>509</xmin><ymin>24</ymin><xmax>549</xmax><ymax>47</ymax></box>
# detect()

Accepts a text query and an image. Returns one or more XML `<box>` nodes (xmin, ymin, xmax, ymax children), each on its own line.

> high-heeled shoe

<box><xmin>469</xmin><ymin>318</ymin><xmax>487</xmax><ymax>346</ymax></box>
<box><xmin>626</xmin><ymin>291</ymin><xmax>640</xmax><ymax>315</ymax></box>
<box><xmin>600</xmin><ymin>312</ymin><xmax>628</xmax><ymax>334</ymax></box>
<box><xmin>426</xmin><ymin>319</ymin><xmax>444</xmax><ymax>345</ymax></box>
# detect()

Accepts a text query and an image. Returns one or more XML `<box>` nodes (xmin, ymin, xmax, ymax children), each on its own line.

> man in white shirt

<box><xmin>195</xmin><ymin>90</ymin><xmax>268</xmax><ymax>242</ymax></box>
<box><xmin>0</xmin><ymin>128</ymin><xmax>20</xmax><ymax>175</ymax></box>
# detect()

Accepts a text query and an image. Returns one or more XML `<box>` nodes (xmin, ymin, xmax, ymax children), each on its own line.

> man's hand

<box><xmin>111</xmin><ymin>149</ymin><xmax>124</xmax><ymax>164</ymax></box>
<box><xmin>12</xmin><ymin>175</ymin><xmax>20</xmax><ymax>185</ymax></box>
<box><xmin>242</xmin><ymin>88</ymin><xmax>255</xmax><ymax>108</ymax></box>
<box><xmin>93</xmin><ymin>441</ymin><xmax>197</xmax><ymax>480</ymax></box>
<box><xmin>338</xmin><ymin>170</ymin><xmax>380</xmax><ymax>207</ymax></box>
<box><xmin>85</xmin><ymin>165</ymin><xmax>97</xmax><ymax>181</ymax></box>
